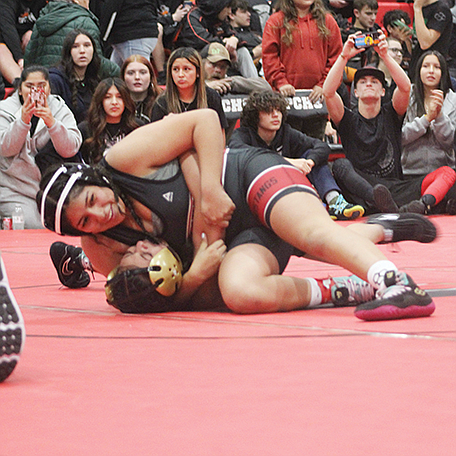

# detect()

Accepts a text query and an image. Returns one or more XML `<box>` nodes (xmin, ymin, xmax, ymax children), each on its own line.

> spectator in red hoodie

<box><xmin>262</xmin><ymin>0</ymin><xmax>342</xmax><ymax>139</ymax></box>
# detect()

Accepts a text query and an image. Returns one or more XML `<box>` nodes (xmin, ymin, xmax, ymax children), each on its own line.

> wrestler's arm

<box><xmin>105</xmin><ymin>109</ymin><xmax>235</xmax><ymax>228</ymax></box>
<box><xmin>173</xmin><ymin>235</ymin><xmax>226</xmax><ymax>304</ymax></box>
<box><xmin>179</xmin><ymin>151</ymin><xmax>226</xmax><ymax>248</ymax></box>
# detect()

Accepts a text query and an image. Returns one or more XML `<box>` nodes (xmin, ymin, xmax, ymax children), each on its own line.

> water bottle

<box><xmin>12</xmin><ymin>205</ymin><xmax>25</xmax><ymax>230</ymax></box>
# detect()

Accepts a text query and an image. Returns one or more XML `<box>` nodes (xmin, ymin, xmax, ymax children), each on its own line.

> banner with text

<box><xmin>221</xmin><ymin>89</ymin><xmax>328</xmax><ymax>120</ymax></box>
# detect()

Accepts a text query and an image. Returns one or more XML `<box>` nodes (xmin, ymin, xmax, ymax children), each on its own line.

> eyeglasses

<box><xmin>388</xmin><ymin>48</ymin><xmax>404</xmax><ymax>56</ymax></box>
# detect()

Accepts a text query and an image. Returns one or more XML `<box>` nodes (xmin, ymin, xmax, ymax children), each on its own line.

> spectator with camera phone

<box><xmin>0</xmin><ymin>65</ymin><xmax>81</xmax><ymax>228</ymax></box>
<box><xmin>382</xmin><ymin>9</ymin><xmax>413</xmax><ymax>71</ymax></box>
<box><xmin>322</xmin><ymin>31</ymin><xmax>411</xmax><ymax>209</ymax></box>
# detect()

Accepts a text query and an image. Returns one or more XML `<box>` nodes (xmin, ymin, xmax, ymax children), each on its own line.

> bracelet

<box><xmin>339</xmin><ymin>53</ymin><xmax>347</xmax><ymax>60</ymax></box>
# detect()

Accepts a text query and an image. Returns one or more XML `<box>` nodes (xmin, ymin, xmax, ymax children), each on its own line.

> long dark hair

<box><xmin>163</xmin><ymin>47</ymin><xmax>207</xmax><ymax>114</ymax></box>
<box><xmin>413</xmin><ymin>50</ymin><xmax>452</xmax><ymax>118</ymax></box>
<box><xmin>59</xmin><ymin>29</ymin><xmax>101</xmax><ymax>108</ymax></box>
<box><xmin>36</xmin><ymin>163</ymin><xmax>150</xmax><ymax>237</ymax></box>
<box><xmin>120</xmin><ymin>54</ymin><xmax>162</xmax><ymax>122</ymax></box>
<box><xmin>83</xmin><ymin>78</ymin><xmax>140</xmax><ymax>164</ymax></box>
<box><xmin>275</xmin><ymin>0</ymin><xmax>331</xmax><ymax>46</ymax></box>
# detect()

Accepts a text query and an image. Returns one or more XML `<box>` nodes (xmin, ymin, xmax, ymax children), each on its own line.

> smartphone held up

<box><xmin>30</xmin><ymin>86</ymin><xmax>45</xmax><ymax>107</ymax></box>
<box><xmin>354</xmin><ymin>31</ymin><xmax>381</xmax><ymax>49</ymax></box>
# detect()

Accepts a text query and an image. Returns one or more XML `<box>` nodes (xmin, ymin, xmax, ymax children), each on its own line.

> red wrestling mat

<box><xmin>1</xmin><ymin>217</ymin><xmax>455</xmax><ymax>456</ymax></box>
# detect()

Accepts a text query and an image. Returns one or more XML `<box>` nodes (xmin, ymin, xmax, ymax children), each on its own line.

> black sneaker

<box><xmin>0</xmin><ymin>253</ymin><xmax>25</xmax><ymax>382</ymax></box>
<box><xmin>354</xmin><ymin>271</ymin><xmax>435</xmax><ymax>321</ymax></box>
<box><xmin>446</xmin><ymin>199</ymin><xmax>456</xmax><ymax>215</ymax></box>
<box><xmin>373</xmin><ymin>184</ymin><xmax>399</xmax><ymax>213</ymax></box>
<box><xmin>50</xmin><ymin>242</ymin><xmax>91</xmax><ymax>289</ymax></box>
<box><xmin>399</xmin><ymin>199</ymin><xmax>427</xmax><ymax>215</ymax></box>
<box><xmin>367</xmin><ymin>213</ymin><xmax>437</xmax><ymax>244</ymax></box>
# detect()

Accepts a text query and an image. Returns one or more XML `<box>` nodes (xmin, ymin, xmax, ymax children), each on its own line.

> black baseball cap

<box><xmin>354</xmin><ymin>66</ymin><xmax>386</xmax><ymax>88</ymax></box>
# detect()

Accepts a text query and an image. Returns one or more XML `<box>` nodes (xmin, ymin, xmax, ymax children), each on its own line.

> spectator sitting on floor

<box><xmin>49</xmin><ymin>29</ymin><xmax>101</xmax><ymax>124</ymax></box>
<box><xmin>350</xmin><ymin>36</ymin><xmax>405</xmax><ymax>108</ymax></box>
<box><xmin>0</xmin><ymin>65</ymin><xmax>81</xmax><ymax>228</ymax></box>
<box><xmin>323</xmin><ymin>32</ymin><xmax>456</xmax><ymax>214</ymax></box>
<box><xmin>400</xmin><ymin>50</ymin><xmax>456</xmax><ymax>214</ymax></box>
<box><xmin>175</xmin><ymin>0</ymin><xmax>259</xmax><ymax>79</ymax></box>
<box><xmin>323</xmin><ymin>31</ymin><xmax>408</xmax><ymax>210</ymax></box>
<box><xmin>228</xmin><ymin>91</ymin><xmax>365</xmax><ymax>220</ymax></box>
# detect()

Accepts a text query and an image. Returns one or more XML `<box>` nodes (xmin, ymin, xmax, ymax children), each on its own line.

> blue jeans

<box><xmin>110</xmin><ymin>38</ymin><xmax>158</xmax><ymax>67</ymax></box>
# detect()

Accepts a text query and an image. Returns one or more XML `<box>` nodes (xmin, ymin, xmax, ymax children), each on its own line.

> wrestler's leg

<box><xmin>268</xmin><ymin>191</ymin><xmax>388</xmax><ymax>282</ymax></box>
<box><xmin>218</xmin><ymin>243</ymin><xmax>314</xmax><ymax>313</ymax></box>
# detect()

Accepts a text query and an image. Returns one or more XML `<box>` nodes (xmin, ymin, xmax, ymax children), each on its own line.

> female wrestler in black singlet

<box><xmin>37</xmin><ymin>110</ymin><xmax>436</xmax><ymax>321</ymax></box>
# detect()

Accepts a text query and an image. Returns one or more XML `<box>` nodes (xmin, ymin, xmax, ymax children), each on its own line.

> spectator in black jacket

<box><xmin>229</xmin><ymin>0</ymin><xmax>262</xmax><ymax>64</ymax></box>
<box><xmin>157</xmin><ymin>1</ymin><xmax>193</xmax><ymax>51</ymax></box>
<box><xmin>229</xmin><ymin>91</ymin><xmax>365</xmax><ymax>220</ymax></box>
<box><xmin>49</xmin><ymin>29</ymin><xmax>101</xmax><ymax>123</ymax></box>
<box><xmin>176</xmin><ymin>0</ymin><xmax>259</xmax><ymax>78</ymax></box>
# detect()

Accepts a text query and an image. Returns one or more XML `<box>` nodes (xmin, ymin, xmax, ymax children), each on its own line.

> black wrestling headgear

<box><xmin>37</xmin><ymin>163</ymin><xmax>111</xmax><ymax>235</ymax></box>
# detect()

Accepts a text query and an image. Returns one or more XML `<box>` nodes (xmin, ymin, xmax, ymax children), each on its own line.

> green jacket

<box><xmin>24</xmin><ymin>1</ymin><xmax>119</xmax><ymax>79</ymax></box>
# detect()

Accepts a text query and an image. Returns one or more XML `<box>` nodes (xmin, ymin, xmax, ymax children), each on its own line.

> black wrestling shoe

<box><xmin>0</xmin><ymin>253</ymin><xmax>25</xmax><ymax>382</ymax></box>
<box><xmin>354</xmin><ymin>271</ymin><xmax>435</xmax><ymax>321</ymax></box>
<box><xmin>367</xmin><ymin>213</ymin><xmax>437</xmax><ymax>244</ymax></box>
<box><xmin>50</xmin><ymin>242</ymin><xmax>92</xmax><ymax>289</ymax></box>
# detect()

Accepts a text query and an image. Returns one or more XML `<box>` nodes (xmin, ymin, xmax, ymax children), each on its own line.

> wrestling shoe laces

<box><xmin>328</xmin><ymin>194</ymin><xmax>365</xmax><ymax>221</ymax></box>
<box><xmin>50</xmin><ymin>242</ymin><xmax>93</xmax><ymax>289</ymax></box>
<box><xmin>367</xmin><ymin>213</ymin><xmax>437</xmax><ymax>244</ymax></box>
<box><xmin>0</xmin><ymin>252</ymin><xmax>25</xmax><ymax>382</ymax></box>
<box><xmin>331</xmin><ymin>275</ymin><xmax>375</xmax><ymax>307</ymax></box>
<box><xmin>354</xmin><ymin>271</ymin><xmax>435</xmax><ymax>321</ymax></box>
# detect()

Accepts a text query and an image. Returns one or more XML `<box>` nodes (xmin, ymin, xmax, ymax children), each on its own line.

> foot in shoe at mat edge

<box><xmin>354</xmin><ymin>271</ymin><xmax>435</xmax><ymax>321</ymax></box>
<box><xmin>0</xmin><ymin>253</ymin><xmax>25</xmax><ymax>382</ymax></box>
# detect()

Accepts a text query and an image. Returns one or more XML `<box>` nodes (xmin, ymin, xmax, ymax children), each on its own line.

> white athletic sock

<box><xmin>367</xmin><ymin>260</ymin><xmax>398</xmax><ymax>290</ymax></box>
<box><xmin>307</xmin><ymin>278</ymin><xmax>323</xmax><ymax>307</ymax></box>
